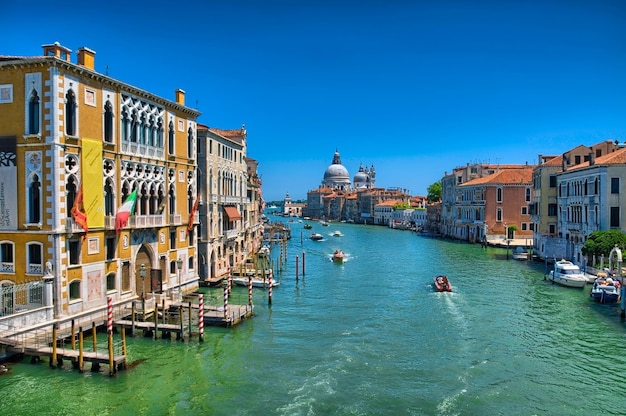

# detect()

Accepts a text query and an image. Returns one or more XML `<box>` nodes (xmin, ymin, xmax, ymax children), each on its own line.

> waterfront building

<box><xmin>440</xmin><ymin>163</ymin><xmax>532</xmax><ymax>241</ymax></box>
<box><xmin>374</xmin><ymin>200</ymin><xmax>399</xmax><ymax>226</ymax></box>
<box><xmin>283</xmin><ymin>192</ymin><xmax>305</xmax><ymax>217</ymax></box>
<box><xmin>245</xmin><ymin>156</ymin><xmax>265</xmax><ymax>253</ymax></box>
<box><xmin>531</xmin><ymin>140</ymin><xmax>620</xmax><ymax>260</ymax></box>
<box><xmin>456</xmin><ymin>167</ymin><xmax>535</xmax><ymax>244</ymax></box>
<box><xmin>555</xmin><ymin>146</ymin><xmax>626</xmax><ymax>264</ymax></box>
<box><xmin>0</xmin><ymin>42</ymin><xmax>200</xmax><ymax>323</ymax></box>
<box><xmin>357</xmin><ymin>188</ymin><xmax>410</xmax><ymax>224</ymax></box>
<box><xmin>196</xmin><ymin>124</ymin><xmax>262</xmax><ymax>284</ymax></box>
<box><xmin>426</xmin><ymin>203</ymin><xmax>442</xmax><ymax>235</ymax></box>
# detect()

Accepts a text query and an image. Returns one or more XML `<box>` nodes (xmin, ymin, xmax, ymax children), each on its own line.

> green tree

<box><xmin>427</xmin><ymin>181</ymin><xmax>442</xmax><ymax>203</ymax></box>
<box><xmin>581</xmin><ymin>230</ymin><xmax>626</xmax><ymax>261</ymax></box>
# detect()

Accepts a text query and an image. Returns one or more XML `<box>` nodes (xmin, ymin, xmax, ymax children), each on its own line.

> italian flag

<box><xmin>115</xmin><ymin>189</ymin><xmax>138</xmax><ymax>233</ymax></box>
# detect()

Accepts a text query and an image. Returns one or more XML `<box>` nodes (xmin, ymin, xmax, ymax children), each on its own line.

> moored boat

<box><xmin>258</xmin><ymin>246</ymin><xmax>270</xmax><ymax>257</ymax></box>
<box><xmin>232</xmin><ymin>275</ymin><xmax>280</xmax><ymax>288</ymax></box>
<box><xmin>433</xmin><ymin>275</ymin><xmax>452</xmax><ymax>292</ymax></box>
<box><xmin>590</xmin><ymin>276</ymin><xmax>620</xmax><ymax>303</ymax></box>
<box><xmin>512</xmin><ymin>246</ymin><xmax>529</xmax><ymax>260</ymax></box>
<box><xmin>548</xmin><ymin>259</ymin><xmax>587</xmax><ymax>288</ymax></box>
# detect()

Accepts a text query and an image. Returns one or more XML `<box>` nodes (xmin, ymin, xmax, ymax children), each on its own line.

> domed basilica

<box><xmin>321</xmin><ymin>149</ymin><xmax>375</xmax><ymax>190</ymax></box>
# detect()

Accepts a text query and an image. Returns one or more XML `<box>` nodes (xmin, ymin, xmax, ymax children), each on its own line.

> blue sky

<box><xmin>3</xmin><ymin>1</ymin><xmax>626</xmax><ymax>201</ymax></box>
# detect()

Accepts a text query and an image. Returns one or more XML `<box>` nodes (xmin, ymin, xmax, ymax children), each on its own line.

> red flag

<box><xmin>70</xmin><ymin>184</ymin><xmax>88</xmax><ymax>233</ymax></box>
<box><xmin>188</xmin><ymin>197</ymin><xmax>199</xmax><ymax>233</ymax></box>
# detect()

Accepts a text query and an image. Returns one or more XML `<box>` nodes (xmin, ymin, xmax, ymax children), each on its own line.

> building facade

<box><xmin>196</xmin><ymin>124</ymin><xmax>262</xmax><ymax>284</ymax></box>
<box><xmin>0</xmin><ymin>42</ymin><xmax>200</xmax><ymax>321</ymax></box>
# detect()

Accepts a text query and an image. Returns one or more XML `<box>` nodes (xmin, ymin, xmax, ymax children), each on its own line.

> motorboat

<box><xmin>320</xmin><ymin>221</ymin><xmax>329</xmax><ymax>226</ymax></box>
<box><xmin>512</xmin><ymin>247</ymin><xmax>529</xmax><ymax>260</ymax></box>
<box><xmin>304</xmin><ymin>223</ymin><xmax>312</xmax><ymax>229</ymax></box>
<box><xmin>433</xmin><ymin>275</ymin><xmax>452</xmax><ymax>292</ymax></box>
<box><xmin>332</xmin><ymin>249</ymin><xmax>345</xmax><ymax>263</ymax></box>
<box><xmin>548</xmin><ymin>259</ymin><xmax>587</xmax><ymax>288</ymax></box>
<box><xmin>590</xmin><ymin>275</ymin><xmax>620</xmax><ymax>303</ymax></box>
<box><xmin>332</xmin><ymin>230</ymin><xmax>342</xmax><ymax>237</ymax></box>
<box><xmin>310</xmin><ymin>233</ymin><xmax>324</xmax><ymax>241</ymax></box>
<box><xmin>232</xmin><ymin>276</ymin><xmax>280</xmax><ymax>288</ymax></box>
<box><xmin>258</xmin><ymin>246</ymin><xmax>270</xmax><ymax>257</ymax></box>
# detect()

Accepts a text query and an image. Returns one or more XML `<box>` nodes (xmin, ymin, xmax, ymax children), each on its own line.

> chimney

<box><xmin>589</xmin><ymin>152</ymin><xmax>595</xmax><ymax>166</ymax></box>
<box><xmin>77</xmin><ymin>47</ymin><xmax>96</xmax><ymax>70</ymax></box>
<box><xmin>175</xmin><ymin>89</ymin><xmax>185</xmax><ymax>106</ymax></box>
<box><xmin>42</xmin><ymin>41</ymin><xmax>71</xmax><ymax>62</ymax></box>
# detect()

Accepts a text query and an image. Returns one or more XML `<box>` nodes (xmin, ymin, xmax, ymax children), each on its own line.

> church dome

<box><xmin>324</xmin><ymin>164</ymin><xmax>350</xmax><ymax>181</ymax></box>
<box><xmin>353</xmin><ymin>164</ymin><xmax>368</xmax><ymax>188</ymax></box>
<box><xmin>322</xmin><ymin>149</ymin><xmax>351</xmax><ymax>188</ymax></box>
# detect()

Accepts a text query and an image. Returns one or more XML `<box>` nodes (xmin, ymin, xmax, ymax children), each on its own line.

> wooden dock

<box><xmin>114</xmin><ymin>320</ymin><xmax>185</xmax><ymax>339</ymax></box>
<box><xmin>204</xmin><ymin>304</ymin><xmax>254</xmax><ymax>326</ymax></box>
<box><xmin>21</xmin><ymin>345</ymin><xmax>126</xmax><ymax>372</ymax></box>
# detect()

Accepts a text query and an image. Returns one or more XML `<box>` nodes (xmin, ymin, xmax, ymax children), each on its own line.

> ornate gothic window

<box><xmin>28</xmin><ymin>173</ymin><xmax>41</xmax><ymax>223</ymax></box>
<box><xmin>65</xmin><ymin>89</ymin><xmax>76</xmax><ymax>136</ymax></box>
<box><xmin>28</xmin><ymin>90</ymin><xmax>40</xmax><ymax>135</ymax></box>
<box><xmin>104</xmin><ymin>100</ymin><xmax>114</xmax><ymax>143</ymax></box>
<box><xmin>168</xmin><ymin>120</ymin><xmax>175</xmax><ymax>154</ymax></box>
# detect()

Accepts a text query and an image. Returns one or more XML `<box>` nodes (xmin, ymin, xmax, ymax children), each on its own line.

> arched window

<box><xmin>187</xmin><ymin>127</ymin><xmax>193</xmax><ymax>158</ymax></box>
<box><xmin>0</xmin><ymin>242</ymin><xmax>15</xmax><ymax>274</ymax></box>
<box><xmin>66</xmin><ymin>176</ymin><xmax>78</xmax><ymax>218</ymax></box>
<box><xmin>69</xmin><ymin>280</ymin><xmax>81</xmax><ymax>300</ymax></box>
<box><xmin>169</xmin><ymin>185</ymin><xmax>176</xmax><ymax>215</ymax></box>
<box><xmin>104</xmin><ymin>178</ymin><xmax>115</xmax><ymax>216</ymax></box>
<box><xmin>157</xmin><ymin>119</ymin><xmax>164</xmax><ymax>148</ymax></box>
<box><xmin>130</xmin><ymin>111</ymin><xmax>138</xmax><ymax>143</ymax></box>
<box><xmin>496</xmin><ymin>187</ymin><xmax>502</xmax><ymax>203</ymax></box>
<box><xmin>139</xmin><ymin>182</ymin><xmax>149</xmax><ymax>216</ymax></box>
<box><xmin>65</xmin><ymin>89</ymin><xmax>76</xmax><ymax>136</ymax></box>
<box><xmin>525</xmin><ymin>187</ymin><xmax>531</xmax><ymax>202</ymax></box>
<box><xmin>121</xmin><ymin>107</ymin><xmax>129</xmax><ymax>141</ymax></box>
<box><xmin>28</xmin><ymin>173</ymin><xmax>41</xmax><ymax>223</ymax></box>
<box><xmin>28</xmin><ymin>90</ymin><xmax>40</xmax><ymax>135</ymax></box>
<box><xmin>106</xmin><ymin>272</ymin><xmax>116</xmax><ymax>292</ymax></box>
<box><xmin>104</xmin><ymin>100</ymin><xmax>113</xmax><ymax>143</ymax></box>
<box><xmin>168</xmin><ymin>120</ymin><xmax>175</xmax><ymax>154</ymax></box>
<box><xmin>26</xmin><ymin>242</ymin><xmax>43</xmax><ymax>275</ymax></box>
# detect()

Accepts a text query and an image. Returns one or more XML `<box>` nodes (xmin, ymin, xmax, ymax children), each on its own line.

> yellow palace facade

<box><xmin>0</xmin><ymin>42</ymin><xmax>200</xmax><ymax>320</ymax></box>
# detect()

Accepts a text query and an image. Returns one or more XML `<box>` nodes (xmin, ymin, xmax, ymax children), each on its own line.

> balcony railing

<box><xmin>66</xmin><ymin>218</ymin><xmax>86</xmax><ymax>233</ymax></box>
<box><xmin>129</xmin><ymin>214</ymin><xmax>166</xmax><ymax>228</ymax></box>
<box><xmin>1</xmin><ymin>262</ymin><xmax>15</xmax><ymax>273</ymax></box>
<box><xmin>28</xmin><ymin>263</ymin><xmax>43</xmax><ymax>275</ymax></box>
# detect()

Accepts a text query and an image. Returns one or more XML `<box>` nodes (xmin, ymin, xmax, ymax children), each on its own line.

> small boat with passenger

<box><xmin>590</xmin><ymin>274</ymin><xmax>620</xmax><ymax>303</ymax></box>
<box><xmin>433</xmin><ymin>275</ymin><xmax>452</xmax><ymax>292</ymax></box>
<box><xmin>332</xmin><ymin>249</ymin><xmax>345</xmax><ymax>264</ymax></box>
<box><xmin>310</xmin><ymin>233</ymin><xmax>324</xmax><ymax>241</ymax></box>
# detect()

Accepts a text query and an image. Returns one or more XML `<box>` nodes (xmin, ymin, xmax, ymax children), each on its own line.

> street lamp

<box><xmin>176</xmin><ymin>258</ymin><xmax>183</xmax><ymax>298</ymax></box>
<box><xmin>140</xmin><ymin>263</ymin><xmax>146</xmax><ymax>300</ymax></box>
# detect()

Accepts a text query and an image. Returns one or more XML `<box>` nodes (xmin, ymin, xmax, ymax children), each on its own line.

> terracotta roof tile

<box><xmin>461</xmin><ymin>167</ymin><xmax>533</xmax><ymax>186</ymax></box>
<box><xmin>567</xmin><ymin>147</ymin><xmax>626</xmax><ymax>170</ymax></box>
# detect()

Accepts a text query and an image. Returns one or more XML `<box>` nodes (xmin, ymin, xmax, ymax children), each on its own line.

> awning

<box><xmin>223</xmin><ymin>206</ymin><xmax>242</xmax><ymax>221</ymax></box>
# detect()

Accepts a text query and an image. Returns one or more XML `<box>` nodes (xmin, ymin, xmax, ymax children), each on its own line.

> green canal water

<box><xmin>2</xmin><ymin>219</ymin><xmax>626</xmax><ymax>415</ymax></box>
